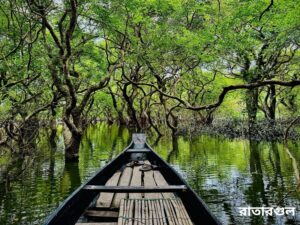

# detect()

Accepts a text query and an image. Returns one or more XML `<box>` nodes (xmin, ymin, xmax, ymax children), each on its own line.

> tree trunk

<box><xmin>260</xmin><ymin>85</ymin><xmax>276</xmax><ymax>124</ymax></box>
<box><xmin>166</xmin><ymin>110</ymin><xmax>178</xmax><ymax>136</ymax></box>
<box><xmin>204</xmin><ymin>109</ymin><xmax>214</xmax><ymax>125</ymax></box>
<box><xmin>241</xmin><ymin>57</ymin><xmax>259</xmax><ymax>136</ymax></box>
<box><xmin>147</xmin><ymin>110</ymin><xmax>162</xmax><ymax>137</ymax></box>
<box><xmin>49</xmin><ymin>118</ymin><xmax>57</xmax><ymax>150</ymax></box>
<box><xmin>122</xmin><ymin>83</ymin><xmax>141</xmax><ymax>130</ymax></box>
<box><xmin>63</xmin><ymin>123</ymin><xmax>82</xmax><ymax>162</ymax></box>
<box><xmin>167</xmin><ymin>135</ymin><xmax>179</xmax><ymax>163</ymax></box>
<box><xmin>109</xmin><ymin>87</ymin><xmax>126</xmax><ymax>125</ymax></box>
<box><xmin>245</xmin><ymin>88</ymin><xmax>258</xmax><ymax>136</ymax></box>
<box><xmin>268</xmin><ymin>84</ymin><xmax>276</xmax><ymax>122</ymax></box>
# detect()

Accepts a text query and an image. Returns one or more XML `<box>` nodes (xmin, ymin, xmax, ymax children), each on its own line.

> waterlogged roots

<box><xmin>178</xmin><ymin>119</ymin><xmax>300</xmax><ymax>141</ymax></box>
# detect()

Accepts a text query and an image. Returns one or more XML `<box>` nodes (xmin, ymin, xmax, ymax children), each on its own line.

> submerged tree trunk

<box><xmin>166</xmin><ymin>110</ymin><xmax>178</xmax><ymax>136</ymax></box>
<box><xmin>49</xmin><ymin>118</ymin><xmax>57</xmax><ymax>149</ymax></box>
<box><xmin>63</xmin><ymin>123</ymin><xmax>83</xmax><ymax>162</ymax></box>
<box><xmin>167</xmin><ymin>135</ymin><xmax>179</xmax><ymax>163</ymax></box>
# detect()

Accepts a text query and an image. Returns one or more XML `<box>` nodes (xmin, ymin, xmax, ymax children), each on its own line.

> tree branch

<box><xmin>64</xmin><ymin>0</ymin><xmax>77</xmax><ymax>59</ymax></box>
<box><xmin>77</xmin><ymin>76</ymin><xmax>110</xmax><ymax>114</ymax></box>
<box><xmin>187</xmin><ymin>79</ymin><xmax>300</xmax><ymax>111</ymax></box>
<box><xmin>125</xmin><ymin>77</ymin><xmax>300</xmax><ymax>111</ymax></box>
<box><xmin>259</xmin><ymin>0</ymin><xmax>274</xmax><ymax>21</ymax></box>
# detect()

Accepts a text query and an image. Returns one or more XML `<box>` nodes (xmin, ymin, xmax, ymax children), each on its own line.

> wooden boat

<box><xmin>44</xmin><ymin>134</ymin><xmax>221</xmax><ymax>225</ymax></box>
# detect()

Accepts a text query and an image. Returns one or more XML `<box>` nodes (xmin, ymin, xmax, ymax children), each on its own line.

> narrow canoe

<box><xmin>44</xmin><ymin>134</ymin><xmax>221</xmax><ymax>225</ymax></box>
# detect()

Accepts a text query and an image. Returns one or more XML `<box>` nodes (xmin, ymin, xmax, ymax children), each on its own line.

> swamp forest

<box><xmin>0</xmin><ymin>0</ymin><xmax>299</xmax><ymax>224</ymax></box>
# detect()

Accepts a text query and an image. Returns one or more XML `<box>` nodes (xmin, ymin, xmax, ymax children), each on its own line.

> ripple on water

<box><xmin>0</xmin><ymin>128</ymin><xmax>299</xmax><ymax>225</ymax></box>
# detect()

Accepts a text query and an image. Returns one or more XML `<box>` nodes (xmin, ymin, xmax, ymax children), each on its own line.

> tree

<box><xmin>24</xmin><ymin>0</ymin><xmax>123</xmax><ymax>160</ymax></box>
<box><xmin>211</xmin><ymin>0</ymin><xmax>300</xmax><ymax>128</ymax></box>
<box><xmin>0</xmin><ymin>0</ymin><xmax>54</xmax><ymax>154</ymax></box>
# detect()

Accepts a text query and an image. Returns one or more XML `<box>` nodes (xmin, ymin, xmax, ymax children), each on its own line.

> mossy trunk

<box><xmin>63</xmin><ymin>123</ymin><xmax>83</xmax><ymax>162</ymax></box>
<box><xmin>245</xmin><ymin>88</ymin><xmax>258</xmax><ymax>137</ymax></box>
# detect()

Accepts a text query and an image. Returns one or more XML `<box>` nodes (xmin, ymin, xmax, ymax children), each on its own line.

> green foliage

<box><xmin>0</xmin><ymin>0</ymin><xmax>299</xmax><ymax>135</ymax></box>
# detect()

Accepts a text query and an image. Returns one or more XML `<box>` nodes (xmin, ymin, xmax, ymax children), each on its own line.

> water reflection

<box><xmin>248</xmin><ymin>140</ymin><xmax>267</xmax><ymax>224</ymax></box>
<box><xmin>166</xmin><ymin>135</ymin><xmax>179</xmax><ymax>163</ymax></box>
<box><xmin>61</xmin><ymin>163</ymin><xmax>81</xmax><ymax>196</ymax></box>
<box><xmin>0</xmin><ymin>123</ymin><xmax>299</xmax><ymax>225</ymax></box>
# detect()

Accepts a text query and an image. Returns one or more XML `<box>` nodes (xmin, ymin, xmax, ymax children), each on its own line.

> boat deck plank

<box><xmin>96</xmin><ymin>171</ymin><xmax>122</xmax><ymax>207</ymax></box>
<box><xmin>129</xmin><ymin>165</ymin><xmax>143</xmax><ymax>199</ymax></box>
<box><xmin>111</xmin><ymin>167</ymin><xmax>133</xmax><ymax>208</ymax></box>
<box><xmin>84</xmin><ymin>210</ymin><xmax>118</xmax><ymax>218</ymax></box>
<box><xmin>143</xmin><ymin>161</ymin><xmax>160</xmax><ymax>199</ymax></box>
<box><xmin>153</xmin><ymin>170</ymin><xmax>175</xmax><ymax>198</ymax></box>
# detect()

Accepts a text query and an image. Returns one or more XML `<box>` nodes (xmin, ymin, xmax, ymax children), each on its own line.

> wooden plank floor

<box><xmin>143</xmin><ymin>160</ymin><xmax>161</xmax><ymax>199</ymax></box>
<box><xmin>97</xmin><ymin>171</ymin><xmax>122</xmax><ymax>207</ymax></box>
<box><xmin>129</xmin><ymin>165</ymin><xmax>143</xmax><ymax>199</ymax></box>
<box><xmin>79</xmin><ymin>160</ymin><xmax>193</xmax><ymax>224</ymax></box>
<box><xmin>111</xmin><ymin>167</ymin><xmax>133</xmax><ymax>208</ymax></box>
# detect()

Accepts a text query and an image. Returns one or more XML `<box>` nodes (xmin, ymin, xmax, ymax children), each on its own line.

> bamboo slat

<box><xmin>174</xmin><ymin>199</ymin><xmax>193</xmax><ymax>225</ymax></box>
<box><xmin>118</xmin><ymin>197</ymin><xmax>193</xmax><ymax>224</ymax></box>
<box><xmin>170</xmin><ymin>199</ymin><xmax>187</xmax><ymax>225</ymax></box>
<box><xmin>127</xmin><ymin>199</ymin><xmax>134</xmax><ymax>225</ymax></box>
<box><xmin>117</xmin><ymin>199</ymin><xmax>125</xmax><ymax>225</ymax></box>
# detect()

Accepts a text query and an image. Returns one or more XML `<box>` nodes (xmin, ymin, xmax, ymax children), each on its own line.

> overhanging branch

<box><xmin>125</xmin><ymin>77</ymin><xmax>300</xmax><ymax>111</ymax></box>
<box><xmin>188</xmin><ymin>79</ymin><xmax>300</xmax><ymax>110</ymax></box>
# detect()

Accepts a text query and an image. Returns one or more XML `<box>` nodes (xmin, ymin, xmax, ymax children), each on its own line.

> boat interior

<box><xmin>76</xmin><ymin>157</ymin><xmax>194</xmax><ymax>225</ymax></box>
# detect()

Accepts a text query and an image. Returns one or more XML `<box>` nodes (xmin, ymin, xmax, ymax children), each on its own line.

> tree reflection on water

<box><xmin>0</xmin><ymin>123</ymin><xmax>299</xmax><ymax>225</ymax></box>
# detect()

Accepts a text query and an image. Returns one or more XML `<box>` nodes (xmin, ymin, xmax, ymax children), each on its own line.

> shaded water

<box><xmin>0</xmin><ymin>123</ymin><xmax>299</xmax><ymax>225</ymax></box>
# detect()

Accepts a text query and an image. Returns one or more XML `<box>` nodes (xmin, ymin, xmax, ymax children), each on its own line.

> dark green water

<box><xmin>0</xmin><ymin>123</ymin><xmax>299</xmax><ymax>225</ymax></box>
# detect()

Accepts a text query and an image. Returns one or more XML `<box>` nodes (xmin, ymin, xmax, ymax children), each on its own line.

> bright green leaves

<box><xmin>0</xmin><ymin>0</ymin><xmax>299</xmax><ymax>127</ymax></box>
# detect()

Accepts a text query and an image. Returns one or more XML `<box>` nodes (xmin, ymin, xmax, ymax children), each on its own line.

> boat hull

<box><xmin>44</xmin><ymin>135</ymin><xmax>221</xmax><ymax>225</ymax></box>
